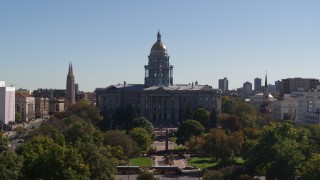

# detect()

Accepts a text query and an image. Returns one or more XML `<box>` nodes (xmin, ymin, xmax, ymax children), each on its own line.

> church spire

<box><xmin>66</xmin><ymin>62</ymin><xmax>75</xmax><ymax>104</ymax></box>
<box><xmin>265</xmin><ymin>70</ymin><xmax>268</xmax><ymax>88</ymax></box>
<box><xmin>68</xmin><ymin>62</ymin><xmax>74</xmax><ymax>77</ymax></box>
<box><xmin>70</xmin><ymin>63</ymin><xmax>73</xmax><ymax>75</ymax></box>
<box><xmin>157</xmin><ymin>30</ymin><xmax>161</xmax><ymax>42</ymax></box>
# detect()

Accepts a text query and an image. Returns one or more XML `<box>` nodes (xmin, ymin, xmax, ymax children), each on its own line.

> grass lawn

<box><xmin>174</xmin><ymin>145</ymin><xmax>187</xmax><ymax>150</ymax></box>
<box><xmin>235</xmin><ymin>157</ymin><xmax>245</xmax><ymax>165</ymax></box>
<box><xmin>129</xmin><ymin>157</ymin><xmax>152</xmax><ymax>167</ymax></box>
<box><xmin>169</xmin><ymin>136</ymin><xmax>177</xmax><ymax>143</ymax></box>
<box><xmin>188</xmin><ymin>157</ymin><xmax>218</xmax><ymax>169</ymax></box>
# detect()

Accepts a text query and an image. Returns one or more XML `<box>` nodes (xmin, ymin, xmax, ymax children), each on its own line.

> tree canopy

<box><xmin>0</xmin><ymin>151</ymin><xmax>23</xmax><ymax>179</ymax></box>
<box><xmin>127</xmin><ymin>117</ymin><xmax>155</xmax><ymax>139</ymax></box>
<box><xmin>193</xmin><ymin>108</ymin><xmax>211</xmax><ymax>130</ymax></box>
<box><xmin>176</xmin><ymin>119</ymin><xmax>205</xmax><ymax>145</ymax></box>
<box><xmin>129</xmin><ymin>127</ymin><xmax>153</xmax><ymax>152</ymax></box>
<box><xmin>16</xmin><ymin>136</ymin><xmax>90</xmax><ymax>180</ymax></box>
<box><xmin>245</xmin><ymin>123</ymin><xmax>307</xmax><ymax>179</ymax></box>
<box><xmin>104</xmin><ymin>130</ymin><xmax>140</xmax><ymax>158</ymax></box>
<box><xmin>0</xmin><ymin>131</ymin><xmax>9</xmax><ymax>153</ymax></box>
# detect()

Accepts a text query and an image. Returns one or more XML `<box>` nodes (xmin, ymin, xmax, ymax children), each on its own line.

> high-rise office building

<box><xmin>282</xmin><ymin>78</ymin><xmax>320</xmax><ymax>95</ymax></box>
<box><xmin>218</xmin><ymin>78</ymin><xmax>228</xmax><ymax>92</ymax></box>
<box><xmin>75</xmin><ymin>84</ymin><xmax>79</xmax><ymax>95</ymax></box>
<box><xmin>243</xmin><ymin>81</ymin><xmax>252</xmax><ymax>98</ymax></box>
<box><xmin>254</xmin><ymin>78</ymin><xmax>262</xmax><ymax>92</ymax></box>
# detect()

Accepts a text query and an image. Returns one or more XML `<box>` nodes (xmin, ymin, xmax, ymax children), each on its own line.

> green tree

<box><xmin>75</xmin><ymin>142</ymin><xmax>115</xmax><ymax>180</ymax></box>
<box><xmin>127</xmin><ymin>117</ymin><xmax>155</xmax><ymax>139</ymax></box>
<box><xmin>305</xmin><ymin>125</ymin><xmax>320</xmax><ymax>154</ymax></box>
<box><xmin>203</xmin><ymin>129</ymin><xmax>233</xmax><ymax>163</ymax></box>
<box><xmin>63</xmin><ymin>99</ymin><xmax>102</xmax><ymax>124</ymax></box>
<box><xmin>16</xmin><ymin>136</ymin><xmax>90</xmax><ymax>180</ymax></box>
<box><xmin>185</xmin><ymin>136</ymin><xmax>205</xmax><ymax>156</ymax></box>
<box><xmin>183</xmin><ymin>105</ymin><xmax>194</xmax><ymax>121</ymax></box>
<box><xmin>301</xmin><ymin>153</ymin><xmax>320</xmax><ymax>180</ymax></box>
<box><xmin>104</xmin><ymin>130</ymin><xmax>140</xmax><ymax>158</ymax></box>
<box><xmin>234</xmin><ymin>103</ymin><xmax>256</xmax><ymax>117</ymax></box>
<box><xmin>193</xmin><ymin>108</ymin><xmax>211</xmax><ymax>130</ymax></box>
<box><xmin>0</xmin><ymin>131</ymin><xmax>9</xmax><ymax>152</ymax></box>
<box><xmin>0</xmin><ymin>151</ymin><xmax>23</xmax><ymax>179</ymax></box>
<box><xmin>15</xmin><ymin>112</ymin><xmax>22</xmax><ymax>123</ymax></box>
<box><xmin>221</xmin><ymin>98</ymin><xmax>238</xmax><ymax>115</ymax></box>
<box><xmin>30</xmin><ymin>124</ymin><xmax>65</xmax><ymax>145</ymax></box>
<box><xmin>204</xmin><ymin>170</ymin><xmax>224</xmax><ymax>180</ymax></box>
<box><xmin>137</xmin><ymin>170</ymin><xmax>159</xmax><ymax>180</ymax></box>
<box><xmin>210</xmin><ymin>108</ymin><xmax>218</xmax><ymax>128</ymax></box>
<box><xmin>13</xmin><ymin>126</ymin><xmax>27</xmax><ymax>138</ymax></box>
<box><xmin>218</xmin><ymin>114</ymin><xmax>243</xmax><ymax>132</ymax></box>
<box><xmin>202</xmin><ymin>129</ymin><xmax>244</xmax><ymax>164</ymax></box>
<box><xmin>176</xmin><ymin>119</ymin><xmax>205</xmax><ymax>145</ymax></box>
<box><xmin>65</xmin><ymin>116</ymin><xmax>104</xmax><ymax>146</ymax></box>
<box><xmin>129</xmin><ymin>127</ymin><xmax>152</xmax><ymax>153</ymax></box>
<box><xmin>245</xmin><ymin>122</ymin><xmax>306</xmax><ymax>179</ymax></box>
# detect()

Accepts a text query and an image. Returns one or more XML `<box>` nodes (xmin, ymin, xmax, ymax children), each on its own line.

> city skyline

<box><xmin>1</xmin><ymin>1</ymin><xmax>319</xmax><ymax>91</ymax></box>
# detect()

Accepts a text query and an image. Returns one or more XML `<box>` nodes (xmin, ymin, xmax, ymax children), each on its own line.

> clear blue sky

<box><xmin>1</xmin><ymin>1</ymin><xmax>319</xmax><ymax>92</ymax></box>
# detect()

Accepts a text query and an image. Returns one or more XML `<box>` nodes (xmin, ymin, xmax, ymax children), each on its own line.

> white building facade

<box><xmin>271</xmin><ymin>95</ymin><xmax>297</xmax><ymax>120</ymax></box>
<box><xmin>0</xmin><ymin>81</ymin><xmax>15</xmax><ymax>125</ymax></box>
<box><xmin>296</xmin><ymin>87</ymin><xmax>320</xmax><ymax>125</ymax></box>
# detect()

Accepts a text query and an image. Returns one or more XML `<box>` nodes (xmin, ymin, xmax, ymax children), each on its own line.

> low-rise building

<box><xmin>96</xmin><ymin>83</ymin><xmax>221</xmax><ymax>127</ymax></box>
<box><xmin>35</xmin><ymin>97</ymin><xmax>49</xmax><ymax>118</ymax></box>
<box><xmin>271</xmin><ymin>95</ymin><xmax>297</xmax><ymax>120</ymax></box>
<box><xmin>16</xmin><ymin>94</ymin><xmax>35</xmax><ymax>122</ymax></box>
<box><xmin>296</xmin><ymin>86</ymin><xmax>320</xmax><ymax>125</ymax></box>
<box><xmin>76</xmin><ymin>92</ymin><xmax>96</xmax><ymax>106</ymax></box>
<box><xmin>16</xmin><ymin>88</ymin><xmax>31</xmax><ymax>95</ymax></box>
<box><xmin>49</xmin><ymin>98</ymin><xmax>64</xmax><ymax>115</ymax></box>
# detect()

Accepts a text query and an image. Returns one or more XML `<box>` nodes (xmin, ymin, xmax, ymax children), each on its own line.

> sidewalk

<box><xmin>173</xmin><ymin>157</ymin><xmax>187</xmax><ymax>169</ymax></box>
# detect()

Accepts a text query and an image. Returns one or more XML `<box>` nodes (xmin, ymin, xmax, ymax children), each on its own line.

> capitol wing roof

<box><xmin>96</xmin><ymin>84</ymin><xmax>221</xmax><ymax>93</ymax></box>
<box><xmin>144</xmin><ymin>86</ymin><xmax>176</xmax><ymax>91</ymax></box>
<box><xmin>144</xmin><ymin>84</ymin><xmax>217</xmax><ymax>91</ymax></box>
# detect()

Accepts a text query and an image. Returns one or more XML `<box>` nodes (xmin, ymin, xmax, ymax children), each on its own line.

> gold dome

<box><xmin>150</xmin><ymin>31</ymin><xmax>167</xmax><ymax>52</ymax></box>
<box><xmin>151</xmin><ymin>42</ymin><xmax>167</xmax><ymax>51</ymax></box>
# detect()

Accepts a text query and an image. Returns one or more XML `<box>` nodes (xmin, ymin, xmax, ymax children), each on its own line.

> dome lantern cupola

<box><xmin>151</xmin><ymin>30</ymin><xmax>167</xmax><ymax>52</ymax></box>
<box><xmin>157</xmin><ymin>30</ymin><xmax>161</xmax><ymax>42</ymax></box>
<box><xmin>145</xmin><ymin>31</ymin><xmax>173</xmax><ymax>87</ymax></box>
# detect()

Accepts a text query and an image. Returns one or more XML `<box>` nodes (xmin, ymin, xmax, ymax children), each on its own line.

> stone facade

<box><xmin>95</xmin><ymin>32</ymin><xmax>221</xmax><ymax>127</ymax></box>
<box><xmin>49</xmin><ymin>98</ymin><xmax>65</xmax><ymax>115</ymax></box>
<box><xmin>144</xmin><ymin>31</ymin><xmax>173</xmax><ymax>86</ymax></box>
<box><xmin>35</xmin><ymin>97</ymin><xmax>49</xmax><ymax>118</ymax></box>
<box><xmin>15</xmin><ymin>94</ymin><xmax>35</xmax><ymax>122</ymax></box>
<box><xmin>96</xmin><ymin>84</ymin><xmax>221</xmax><ymax>127</ymax></box>
<box><xmin>271</xmin><ymin>95</ymin><xmax>297</xmax><ymax>120</ymax></box>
